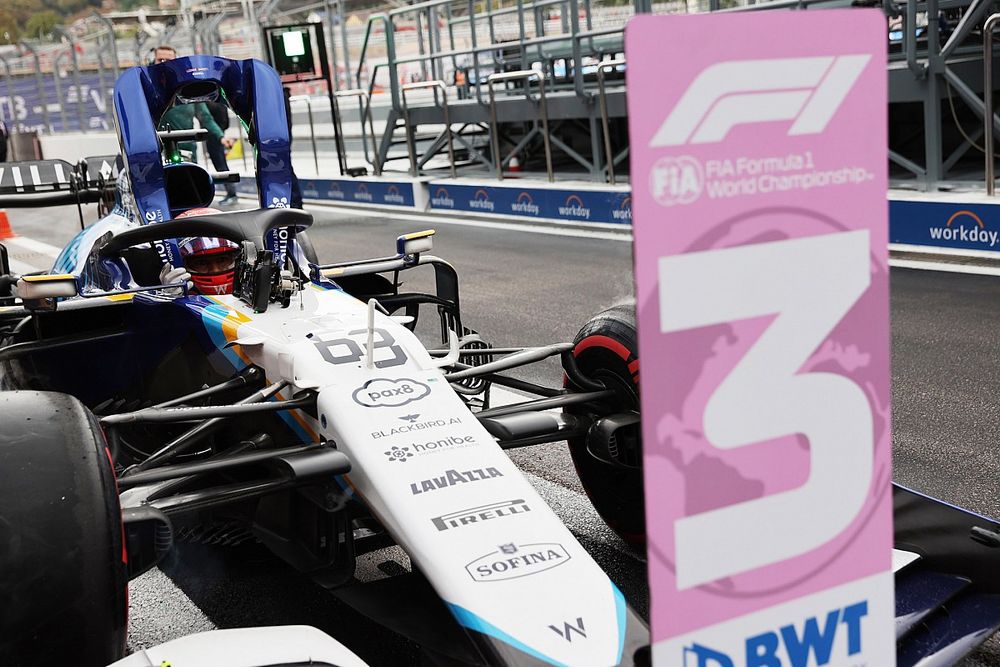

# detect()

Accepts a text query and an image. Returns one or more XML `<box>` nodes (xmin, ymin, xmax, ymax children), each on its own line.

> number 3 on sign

<box><xmin>659</xmin><ymin>230</ymin><xmax>873</xmax><ymax>590</ymax></box>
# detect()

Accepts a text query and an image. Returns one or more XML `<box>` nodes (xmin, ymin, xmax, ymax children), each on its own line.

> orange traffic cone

<box><xmin>509</xmin><ymin>155</ymin><xmax>522</xmax><ymax>174</ymax></box>
<box><xmin>0</xmin><ymin>210</ymin><xmax>14</xmax><ymax>240</ymax></box>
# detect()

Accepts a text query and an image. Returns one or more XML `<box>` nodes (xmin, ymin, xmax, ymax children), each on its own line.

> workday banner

<box><xmin>627</xmin><ymin>11</ymin><xmax>894</xmax><ymax>666</ymax></box>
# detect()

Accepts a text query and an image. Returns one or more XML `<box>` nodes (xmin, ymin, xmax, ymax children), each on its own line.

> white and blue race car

<box><xmin>0</xmin><ymin>55</ymin><xmax>997</xmax><ymax>667</ymax></box>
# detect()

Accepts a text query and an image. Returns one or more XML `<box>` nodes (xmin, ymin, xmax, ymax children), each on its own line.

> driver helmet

<box><xmin>176</xmin><ymin>208</ymin><xmax>239</xmax><ymax>295</ymax></box>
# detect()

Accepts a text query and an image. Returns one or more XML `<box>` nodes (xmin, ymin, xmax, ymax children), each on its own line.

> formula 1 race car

<box><xmin>1</xmin><ymin>55</ymin><xmax>1000</xmax><ymax>667</ymax></box>
<box><xmin>0</xmin><ymin>55</ymin><xmax>649</xmax><ymax>667</ymax></box>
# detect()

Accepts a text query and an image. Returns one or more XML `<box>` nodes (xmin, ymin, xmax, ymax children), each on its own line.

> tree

<box><xmin>0</xmin><ymin>9</ymin><xmax>20</xmax><ymax>44</ymax></box>
<box><xmin>25</xmin><ymin>10</ymin><xmax>60</xmax><ymax>39</ymax></box>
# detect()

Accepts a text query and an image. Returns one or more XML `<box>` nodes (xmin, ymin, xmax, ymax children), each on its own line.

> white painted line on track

<box><xmin>889</xmin><ymin>243</ymin><xmax>1000</xmax><ymax>260</ymax></box>
<box><xmin>4</xmin><ymin>236</ymin><xmax>62</xmax><ymax>258</ymax></box>
<box><xmin>889</xmin><ymin>258</ymin><xmax>1000</xmax><ymax>277</ymax></box>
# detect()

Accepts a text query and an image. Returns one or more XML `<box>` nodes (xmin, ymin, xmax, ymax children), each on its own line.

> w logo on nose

<box><xmin>549</xmin><ymin>617</ymin><xmax>586</xmax><ymax>642</ymax></box>
<box><xmin>649</xmin><ymin>55</ymin><xmax>870</xmax><ymax>147</ymax></box>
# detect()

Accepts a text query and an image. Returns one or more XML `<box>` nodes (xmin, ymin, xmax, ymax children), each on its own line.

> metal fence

<box><xmin>0</xmin><ymin>0</ymin><xmax>757</xmax><ymax>136</ymax></box>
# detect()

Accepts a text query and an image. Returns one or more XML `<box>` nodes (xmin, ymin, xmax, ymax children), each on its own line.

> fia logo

<box><xmin>650</xmin><ymin>156</ymin><xmax>703</xmax><ymax>206</ymax></box>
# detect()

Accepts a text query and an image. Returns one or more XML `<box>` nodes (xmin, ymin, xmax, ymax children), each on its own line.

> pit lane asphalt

<box><xmin>5</xmin><ymin>202</ymin><xmax>1000</xmax><ymax>665</ymax></box>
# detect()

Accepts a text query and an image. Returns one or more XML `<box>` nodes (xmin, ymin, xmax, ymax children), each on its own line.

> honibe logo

<box><xmin>650</xmin><ymin>55</ymin><xmax>870</xmax><ymax>147</ymax></box>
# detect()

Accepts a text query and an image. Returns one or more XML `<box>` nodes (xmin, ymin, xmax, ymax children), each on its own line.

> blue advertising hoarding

<box><xmin>426</xmin><ymin>182</ymin><xmax>633</xmax><ymax>225</ymax></box>
<box><xmin>234</xmin><ymin>176</ymin><xmax>416</xmax><ymax>208</ymax></box>
<box><xmin>889</xmin><ymin>199</ymin><xmax>1000</xmax><ymax>252</ymax></box>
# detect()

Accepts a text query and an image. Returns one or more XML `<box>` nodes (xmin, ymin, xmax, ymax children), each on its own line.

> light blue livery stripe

<box><xmin>613</xmin><ymin>581</ymin><xmax>626</xmax><ymax>663</ymax></box>
<box><xmin>446</xmin><ymin>602</ymin><xmax>567</xmax><ymax>667</ymax></box>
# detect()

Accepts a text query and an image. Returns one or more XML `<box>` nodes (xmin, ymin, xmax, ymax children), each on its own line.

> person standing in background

<box><xmin>206</xmin><ymin>101</ymin><xmax>238</xmax><ymax>206</ymax></box>
<box><xmin>0</xmin><ymin>119</ymin><xmax>8</xmax><ymax>163</ymax></box>
<box><xmin>153</xmin><ymin>45</ymin><xmax>235</xmax><ymax>205</ymax></box>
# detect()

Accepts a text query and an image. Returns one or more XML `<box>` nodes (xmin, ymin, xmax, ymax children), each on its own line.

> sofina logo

<box><xmin>558</xmin><ymin>194</ymin><xmax>591</xmax><ymax>219</ymax></box>
<box><xmin>680</xmin><ymin>601</ymin><xmax>868</xmax><ymax>667</ymax></box>
<box><xmin>465</xmin><ymin>542</ymin><xmax>571</xmax><ymax>582</ymax></box>
<box><xmin>431</xmin><ymin>187</ymin><xmax>455</xmax><ymax>208</ymax></box>
<box><xmin>354</xmin><ymin>183</ymin><xmax>373</xmax><ymax>202</ymax></box>
<box><xmin>612</xmin><ymin>195</ymin><xmax>633</xmax><ymax>222</ymax></box>
<box><xmin>327</xmin><ymin>182</ymin><xmax>345</xmax><ymax>200</ymax></box>
<box><xmin>511</xmin><ymin>192</ymin><xmax>540</xmax><ymax>215</ymax></box>
<box><xmin>929</xmin><ymin>210</ymin><xmax>1000</xmax><ymax>248</ymax></box>
<box><xmin>469</xmin><ymin>188</ymin><xmax>495</xmax><ymax>211</ymax></box>
<box><xmin>650</xmin><ymin>55</ymin><xmax>871</xmax><ymax>146</ymax></box>
<box><xmin>383</xmin><ymin>184</ymin><xmax>405</xmax><ymax>205</ymax></box>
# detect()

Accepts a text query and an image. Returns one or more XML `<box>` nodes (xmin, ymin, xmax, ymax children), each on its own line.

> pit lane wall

<box><xmin>887</xmin><ymin>192</ymin><xmax>1000</xmax><ymax>254</ymax></box>
<box><xmin>238</xmin><ymin>176</ymin><xmax>995</xmax><ymax>255</ymax></box>
<box><xmin>235</xmin><ymin>175</ymin><xmax>635</xmax><ymax>224</ymax></box>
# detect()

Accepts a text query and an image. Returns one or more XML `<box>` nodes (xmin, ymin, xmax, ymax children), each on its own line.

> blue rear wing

<box><xmin>113</xmin><ymin>56</ymin><xmax>292</xmax><ymax>266</ymax></box>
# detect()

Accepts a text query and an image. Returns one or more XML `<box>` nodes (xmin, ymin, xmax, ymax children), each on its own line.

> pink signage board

<box><xmin>627</xmin><ymin>11</ymin><xmax>893</xmax><ymax>666</ymax></box>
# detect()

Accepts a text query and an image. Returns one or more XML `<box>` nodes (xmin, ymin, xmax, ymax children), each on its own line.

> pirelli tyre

<box><xmin>0</xmin><ymin>391</ymin><xmax>127</xmax><ymax>665</ymax></box>
<box><xmin>565</xmin><ymin>304</ymin><xmax>645</xmax><ymax>548</ymax></box>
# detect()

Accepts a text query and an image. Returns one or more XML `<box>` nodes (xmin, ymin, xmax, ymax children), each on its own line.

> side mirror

<box><xmin>15</xmin><ymin>274</ymin><xmax>78</xmax><ymax>311</ymax></box>
<box><xmin>396</xmin><ymin>229</ymin><xmax>435</xmax><ymax>263</ymax></box>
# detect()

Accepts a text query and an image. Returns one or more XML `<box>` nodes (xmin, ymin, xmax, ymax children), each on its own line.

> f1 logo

<box><xmin>649</xmin><ymin>55</ymin><xmax>871</xmax><ymax>146</ymax></box>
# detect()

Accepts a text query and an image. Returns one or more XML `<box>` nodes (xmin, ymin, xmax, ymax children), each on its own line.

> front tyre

<box><xmin>565</xmin><ymin>304</ymin><xmax>646</xmax><ymax>548</ymax></box>
<box><xmin>0</xmin><ymin>391</ymin><xmax>127</xmax><ymax>664</ymax></box>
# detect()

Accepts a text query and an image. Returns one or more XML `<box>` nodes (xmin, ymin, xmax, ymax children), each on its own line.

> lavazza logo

<box><xmin>465</xmin><ymin>542</ymin><xmax>571</xmax><ymax>582</ymax></box>
<box><xmin>410</xmin><ymin>466</ymin><xmax>503</xmax><ymax>494</ymax></box>
<box><xmin>649</xmin><ymin>55</ymin><xmax>873</xmax><ymax>207</ymax></box>
<box><xmin>681</xmin><ymin>601</ymin><xmax>868</xmax><ymax>667</ymax></box>
<box><xmin>353</xmin><ymin>378</ymin><xmax>431</xmax><ymax>408</ymax></box>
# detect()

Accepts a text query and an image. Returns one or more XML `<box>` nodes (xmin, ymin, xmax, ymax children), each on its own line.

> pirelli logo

<box><xmin>431</xmin><ymin>499</ymin><xmax>531</xmax><ymax>532</ymax></box>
